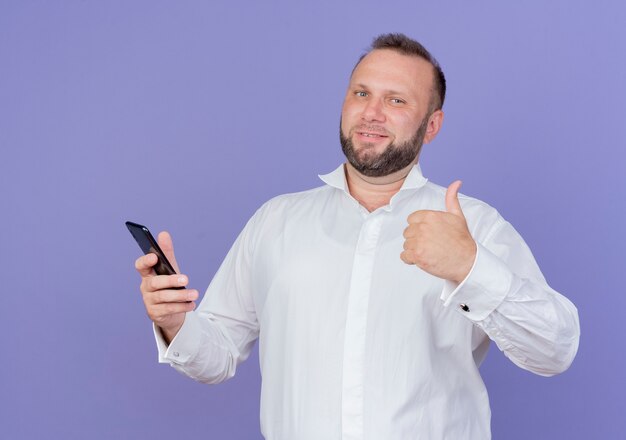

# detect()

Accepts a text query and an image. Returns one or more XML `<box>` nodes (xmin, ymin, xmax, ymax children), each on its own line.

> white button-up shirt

<box><xmin>155</xmin><ymin>164</ymin><xmax>580</xmax><ymax>440</ymax></box>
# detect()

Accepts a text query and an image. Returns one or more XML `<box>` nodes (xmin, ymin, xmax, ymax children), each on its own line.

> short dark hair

<box><xmin>354</xmin><ymin>33</ymin><xmax>446</xmax><ymax>111</ymax></box>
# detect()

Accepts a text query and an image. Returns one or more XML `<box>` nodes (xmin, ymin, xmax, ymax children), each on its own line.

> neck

<box><xmin>344</xmin><ymin>161</ymin><xmax>416</xmax><ymax>212</ymax></box>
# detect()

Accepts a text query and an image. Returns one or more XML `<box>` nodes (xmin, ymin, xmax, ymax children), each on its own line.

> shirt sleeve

<box><xmin>152</xmin><ymin>210</ymin><xmax>262</xmax><ymax>384</ymax></box>
<box><xmin>440</xmin><ymin>218</ymin><xmax>580</xmax><ymax>377</ymax></box>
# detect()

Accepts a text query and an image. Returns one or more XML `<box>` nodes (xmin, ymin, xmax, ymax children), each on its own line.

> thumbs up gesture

<box><xmin>400</xmin><ymin>181</ymin><xmax>477</xmax><ymax>283</ymax></box>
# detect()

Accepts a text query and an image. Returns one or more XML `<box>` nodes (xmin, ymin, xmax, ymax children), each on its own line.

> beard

<box><xmin>340</xmin><ymin>116</ymin><xmax>429</xmax><ymax>178</ymax></box>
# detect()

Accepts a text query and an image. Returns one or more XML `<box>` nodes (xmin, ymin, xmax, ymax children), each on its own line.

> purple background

<box><xmin>1</xmin><ymin>1</ymin><xmax>624</xmax><ymax>438</ymax></box>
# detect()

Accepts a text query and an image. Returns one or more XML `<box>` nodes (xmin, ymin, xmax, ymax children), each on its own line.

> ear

<box><xmin>423</xmin><ymin>109</ymin><xmax>444</xmax><ymax>144</ymax></box>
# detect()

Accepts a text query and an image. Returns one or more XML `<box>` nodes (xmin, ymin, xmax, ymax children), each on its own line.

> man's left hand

<box><xmin>400</xmin><ymin>180</ymin><xmax>477</xmax><ymax>283</ymax></box>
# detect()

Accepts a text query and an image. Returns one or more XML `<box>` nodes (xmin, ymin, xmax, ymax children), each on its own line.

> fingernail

<box><xmin>178</xmin><ymin>276</ymin><xmax>187</xmax><ymax>285</ymax></box>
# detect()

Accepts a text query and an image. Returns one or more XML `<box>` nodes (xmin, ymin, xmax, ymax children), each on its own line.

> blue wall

<box><xmin>1</xmin><ymin>1</ymin><xmax>624</xmax><ymax>438</ymax></box>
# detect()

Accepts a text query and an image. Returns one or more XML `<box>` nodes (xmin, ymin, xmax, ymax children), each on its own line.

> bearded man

<box><xmin>134</xmin><ymin>33</ymin><xmax>579</xmax><ymax>440</ymax></box>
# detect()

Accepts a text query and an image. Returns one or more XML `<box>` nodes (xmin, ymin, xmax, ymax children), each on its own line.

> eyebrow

<box><xmin>352</xmin><ymin>83</ymin><xmax>407</xmax><ymax>96</ymax></box>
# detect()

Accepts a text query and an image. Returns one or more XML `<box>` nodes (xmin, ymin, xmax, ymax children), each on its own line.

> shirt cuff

<box><xmin>153</xmin><ymin>311</ymin><xmax>201</xmax><ymax>364</ymax></box>
<box><xmin>440</xmin><ymin>243</ymin><xmax>513</xmax><ymax>321</ymax></box>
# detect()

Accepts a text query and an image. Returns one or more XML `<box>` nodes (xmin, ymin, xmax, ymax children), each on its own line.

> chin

<box><xmin>354</xmin><ymin>138</ymin><xmax>392</xmax><ymax>152</ymax></box>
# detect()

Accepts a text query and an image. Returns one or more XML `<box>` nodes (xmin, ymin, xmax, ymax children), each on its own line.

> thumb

<box><xmin>157</xmin><ymin>231</ymin><xmax>181</xmax><ymax>273</ymax></box>
<box><xmin>445</xmin><ymin>180</ymin><xmax>465</xmax><ymax>218</ymax></box>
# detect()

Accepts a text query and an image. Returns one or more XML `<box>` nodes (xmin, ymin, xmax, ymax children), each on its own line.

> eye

<box><xmin>390</xmin><ymin>98</ymin><xmax>406</xmax><ymax>104</ymax></box>
<box><xmin>355</xmin><ymin>91</ymin><xmax>368</xmax><ymax>97</ymax></box>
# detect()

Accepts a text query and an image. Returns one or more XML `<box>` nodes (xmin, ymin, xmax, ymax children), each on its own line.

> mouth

<box><xmin>355</xmin><ymin>124</ymin><xmax>389</xmax><ymax>136</ymax></box>
<box><xmin>355</xmin><ymin>130</ymin><xmax>390</xmax><ymax>143</ymax></box>
<box><xmin>357</xmin><ymin>131</ymin><xmax>388</xmax><ymax>138</ymax></box>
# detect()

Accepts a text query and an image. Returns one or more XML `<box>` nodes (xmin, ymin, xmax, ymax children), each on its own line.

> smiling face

<box><xmin>340</xmin><ymin>49</ymin><xmax>442</xmax><ymax>177</ymax></box>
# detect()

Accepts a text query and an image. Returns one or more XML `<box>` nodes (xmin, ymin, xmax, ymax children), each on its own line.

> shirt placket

<box><xmin>341</xmin><ymin>211</ymin><xmax>384</xmax><ymax>440</ymax></box>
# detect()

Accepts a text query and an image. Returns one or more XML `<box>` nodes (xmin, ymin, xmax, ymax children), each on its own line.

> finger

<box><xmin>149</xmin><ymin>301</ymin><xmax>197</xmax><ymax>321</ymax></box>
<box><xmin>400</xmin><ymin>250</ymin><xmax>414</xmax><ymax>265</ymax></box>
<box><xmin>407</xmin><ymin>209</ymin><xmax>435</xmax><ymax>224</ymax></box>
<box><xmin>135</xmin><ymin>253</ymin><xmax>158</xmax><ymax>277</ymax></box>
<box><xmin>402</xmin><ymin>226</ymin><xmax>413</xmax><ymax>239</ymax></box>
<box><xmin>150</xmin><ymin>288</ymin><xmax>199</xmax><ymax>305</ymax></box>
<box><xmin>144</xmin><ymin>273</ymin><xmax>189</xmax><ymax>293</ymax></box>
<box><xmin>157</xmin><ymin>231</ymin><xmax>180</xmax><ymax>273</ymax></box>
<box><xmin>445</xmin><ymin>180</ymin><xmax>465</xmax><ymax>218</ymax></box>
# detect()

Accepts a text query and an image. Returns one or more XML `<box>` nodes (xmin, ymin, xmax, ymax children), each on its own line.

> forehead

<box><xmin>350</xmin><ymin>49</ymin><xmax>435</xmax><ymax>96</ymax></box>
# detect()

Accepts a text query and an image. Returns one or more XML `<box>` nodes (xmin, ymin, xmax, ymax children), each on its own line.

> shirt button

<box><xmin>173</xmin><ymin>352</ymin><xmax>179</xmax><ymax>357</ymax></box>
<box><xmin>459</xmin><ymin>304</ymin><xmax>470</xmax><ymax>312</ymax></box>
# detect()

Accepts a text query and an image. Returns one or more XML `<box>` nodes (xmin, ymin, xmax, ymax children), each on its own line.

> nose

<box><xmin>361</xmin><ymin>97</ymin><xmax>386</xmax><ymax>122</ymax></box>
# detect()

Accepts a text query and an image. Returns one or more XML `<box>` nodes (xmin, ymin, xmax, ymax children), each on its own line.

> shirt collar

<box><xmin>318</xmin><ymin>163</ymin><xmax>428</xmax><ymax>195</ymax></box>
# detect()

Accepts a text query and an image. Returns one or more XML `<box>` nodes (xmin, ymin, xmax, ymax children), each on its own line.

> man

<box><xmin>135</xmin><ymin>33</ymin><xmax>579</xmax><ymax>439</ymax></box>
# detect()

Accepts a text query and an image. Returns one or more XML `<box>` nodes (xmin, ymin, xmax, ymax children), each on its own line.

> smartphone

<box><xmin>126</xmin><ymin>221</ymin><xmax>184</xmax><ymax>289</ymax></box>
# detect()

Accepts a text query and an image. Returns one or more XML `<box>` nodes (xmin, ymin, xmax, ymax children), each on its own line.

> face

<box><xmin>340</xmin><ymin>49</ymin><xmax>439</xmax><ymax>177</ymax></box>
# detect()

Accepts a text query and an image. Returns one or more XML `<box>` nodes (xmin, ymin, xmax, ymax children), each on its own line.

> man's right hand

<box><xmin>134</xmin><ymin>231</ymin><xmax>198</xmax><ymax>344</ymax></box>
